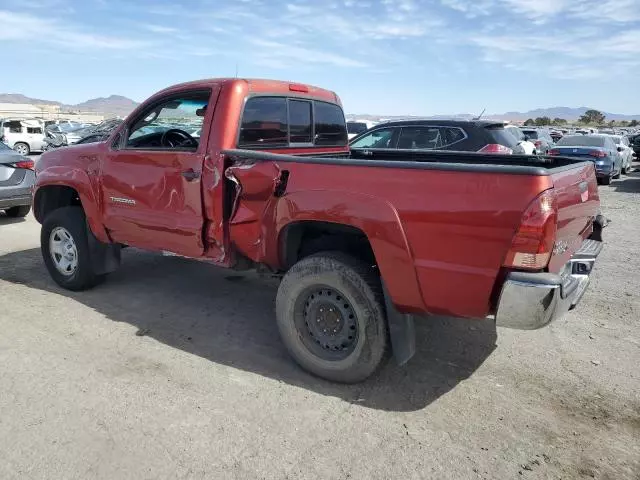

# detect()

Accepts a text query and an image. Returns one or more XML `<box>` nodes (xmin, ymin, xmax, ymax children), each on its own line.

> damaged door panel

<box><xmin>225</xmin><ymin>160</ymin><xmax>288</xmax><ymax>262</ymax></box>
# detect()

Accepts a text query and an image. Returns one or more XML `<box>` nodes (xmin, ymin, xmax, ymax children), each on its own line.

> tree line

<box><xmin>522</xmin><ymin>110</ymin><xmax>639</xmax><ymax>127</ymax></box>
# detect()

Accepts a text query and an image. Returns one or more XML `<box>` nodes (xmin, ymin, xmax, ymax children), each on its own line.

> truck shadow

<box><xmin>0</xmin><ymin>247</ymin><xmax>497</xmax><ymax>412</ymax></box>
<box><xmin>614</xmin><ymin>169</ymin><xmax>640</xmax><ymax>193</ymax></box>
<box><xmin>0</xmin><ymin>212</ymin><xmax>28</xmax><ymax>225</ymax></box>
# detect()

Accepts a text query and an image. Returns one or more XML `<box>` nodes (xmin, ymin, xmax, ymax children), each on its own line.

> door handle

<box><xmin>181</xmin><ymin>169</ymin><xmax>200</xmax><ymax>181</ymax></box>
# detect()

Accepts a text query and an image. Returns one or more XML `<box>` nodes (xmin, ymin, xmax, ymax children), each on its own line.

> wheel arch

<box><xmin>34</xmin><ymin>171</ymin><xmax>108</xmax><ymax>243</ymax></box>
<box><xmin>272</xmin><ymin>191</ymin><xmax>426</xmax><ymax>313</ymax></box>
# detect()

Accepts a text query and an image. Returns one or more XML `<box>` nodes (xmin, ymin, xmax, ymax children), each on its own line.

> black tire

<box><xmin>276</xmin><ymin>251</ymin><xmax>388</xmax><ymax>383</ymax></box>
<box><xmin>601</xmin><ymin>176</ymin><xmax>611</xmax><ymax>185</ymax></box>
<box><xmin>41</xmin><ymin>206</ymin><xmax>105</xmax><ymax>291</ymax></box>
<box><xmin>5</xmin><ymin>205</ymin><xmax>31</xmax><ymax>217</ymax></box>
<box><xmin>622</xmin><ymin>165</ymin><xmax>627</xmax><ymax>175</ymax></box>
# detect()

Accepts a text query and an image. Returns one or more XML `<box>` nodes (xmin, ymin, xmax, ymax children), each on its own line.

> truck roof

<box><xmin>154</xmin><ymin>78</ymin><xmax>341</xmax><ymax>104</ymax></box>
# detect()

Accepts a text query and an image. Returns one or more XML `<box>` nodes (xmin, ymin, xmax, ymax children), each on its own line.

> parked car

<box><xmin>1</xmin><ymin>118</ymin><xmax>46</xmax><ymax>155</ymax></box>
<box><xmin>549</xmin><ymin>135</ymin><xmax>622</xmax><ymax>185</ymax></box>
<box><xmin>0</xmin><ymin>140</ymin><xmax>35</xmax><ymax>217</ymax></box>
<box><xmin>603</xmin><ymin>134</ymin><xmax>633</xmax><ymax>174</ymax></box>
<box><xmin>549</xmin><ymin>129</ymin><xmax>564</xmax><ymax>142</ymax></box>
<box><xmin>46</xmin><ymin>122</ymin><xmax>86</xmax><ymax>145</ymax></box>
<box><xmin>350</xmin><ymin>119</ymin><xmax>518</xmax><ymax>154</ymax></box>
<box><xmin>34</xmin><ymin>78</ymin><xmax>603</xmax><ymax>383</ymax></box>
<box><xmin>520</xmin><ymin>128</ymin><xmax>555</xmax><ymax>155</ymax></box>
<box><xmin>629</xmin><ymin>134</ymin><xmax>640</xmax><ymax>157</ymax></box>
<box><xmin>504</xmin><ymin>125</ymin><xmax>537</xmax><ymax>154</ymax></box>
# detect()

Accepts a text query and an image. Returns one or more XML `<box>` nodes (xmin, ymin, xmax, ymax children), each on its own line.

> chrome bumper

<box><xmin>495</xmin><ymin>239</ymin><xmax>602</xmax><ymax>330</ymax></box>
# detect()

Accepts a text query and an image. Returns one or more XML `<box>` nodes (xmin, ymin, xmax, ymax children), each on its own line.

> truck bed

<box><xmin>223</xmin><ymin>148</ymin><xmax>590</xmax><ymax>173</ymax></box>
<box><xmin>221</xmin><ymin>148</ymin><xmax>599</xmax><ymax>319</ymax></box>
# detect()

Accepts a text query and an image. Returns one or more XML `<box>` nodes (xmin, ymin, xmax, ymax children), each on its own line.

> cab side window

<box><xmin>125</xmin><ymin>91</ymin><xmax>210</xmax><ymax>151</ymax></box>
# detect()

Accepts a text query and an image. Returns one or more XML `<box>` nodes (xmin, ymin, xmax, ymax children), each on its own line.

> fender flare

<box><xmin>34</xmin><ymin>167</ymin><xmax>109</xmax><ymax>243</ymax></box>
<box><xmin>271</xmin><ymin>190</ymin><xmax>426</xmax><ymax>314</ymax></box>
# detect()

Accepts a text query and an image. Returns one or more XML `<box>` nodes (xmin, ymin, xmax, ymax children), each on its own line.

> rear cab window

<box><xmin>238</xmin><ymin>96</ymin><xmax>347</xmax><ymax>149</ymax></box>
<box><xmin>522</xmin><ymin>130</ymin><xmax>539</xmax><ymax>139</ymax></box>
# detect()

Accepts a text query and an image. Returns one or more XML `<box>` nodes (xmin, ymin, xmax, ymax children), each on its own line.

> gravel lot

<box><xmin>1</xmin><ymin>168</ymin><xmax>639</xmax><ymax>480</ymax></box>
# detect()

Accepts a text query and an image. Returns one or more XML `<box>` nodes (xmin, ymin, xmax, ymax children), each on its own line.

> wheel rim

<box><xmin>298</xmin><ymin>287</ymin><xmax>359</xmax><ymax>360</ymax></box>
<box><xmin>49</xmin><ymin>227</ymin><xmax>78</xmax><ymax>276</ymax></box>
<box><xmin>15</xmin><ymin>144</ymin><xmax>28</xmax><ymax>155</ymax></box>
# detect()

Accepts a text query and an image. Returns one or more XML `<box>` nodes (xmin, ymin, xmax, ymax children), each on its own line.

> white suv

<box><xmin>1</xmin><ymin>119</ymin><xmax>46</xmax><ymax>155</ymax></box>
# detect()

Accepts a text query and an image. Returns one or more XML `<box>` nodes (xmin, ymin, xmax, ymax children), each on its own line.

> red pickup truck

<box><xmin>33</xmin><ymin>78</ymin><xmax>604</xmax><ymax>383</ymax></box>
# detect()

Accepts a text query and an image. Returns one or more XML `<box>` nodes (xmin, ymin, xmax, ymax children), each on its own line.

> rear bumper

<box><xmin>495</xmin><ymin>239</ymin><xmax>602</xmax><ymax>330</ymax></box>
<box><xmin>0</xmin><ymin>194</ymin><xmax>32</xmax><ymax>209</ymax></box>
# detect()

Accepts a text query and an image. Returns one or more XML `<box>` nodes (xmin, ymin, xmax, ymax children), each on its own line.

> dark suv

<box><xmin>349</xmin><ymin>119</ymin><xmax>518</xmax><ymax>154</ymax></box>
<box><xmin>520</xmin><ymin>128</ymin><xmax>555</xmax><ymax>155</ymax></box>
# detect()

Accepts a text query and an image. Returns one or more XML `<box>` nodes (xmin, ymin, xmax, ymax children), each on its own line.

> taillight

<box><xmin>289</xmin><ymin>83</ymin><xmax>309</xmax><ymax>93</ymax></box>
<box><xmin>534</xmin><ymin>140</ymin><xmax>542</xmax><ymax>148</ymax></box>
<box><xmin>503</xmin><ymin>189</ymin><xmax>558</xmax><ymax>270</ymax></box>
<box><xmin>589</xmin><ymin>150</ymin><xmax>606</xmax><ymax>158</ymax></box>
<box><xmin>13</xmin><ymin>159</ymin><xmax>35</xmax><ymax>170</ymax></box>
<box><xmin>478</xmin><ymin>144</ymin><xmax>513</xmax><ymax>154</ymax></box>
<box><xmin>548</xmin><ymin>149</ymin><xmax>560</xmax><ymax>156</ymax></box>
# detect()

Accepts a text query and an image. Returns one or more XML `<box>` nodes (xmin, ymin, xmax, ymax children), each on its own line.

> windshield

<box><xmin>557</xmin><ymin>135</ymin><xmax>605</xmax><ymax>147</ymax></box>
<box><xmin>0</xmin><ymin>140</ymin><xmax>11</xmax><ymax>151</ymax></box>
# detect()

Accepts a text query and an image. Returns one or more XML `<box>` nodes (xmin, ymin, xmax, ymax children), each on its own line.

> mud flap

<box><xmin>86</xmin><ymin>221</ymin><xmax>121</xmax><ymax>275</ymax></box>
<box><xmin>382</xmin><ymin>283</ymin><xmax>416</xmax><ymax>366</ymax></box>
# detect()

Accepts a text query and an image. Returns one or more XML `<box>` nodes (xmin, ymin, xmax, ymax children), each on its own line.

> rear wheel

<box><xmin>13</xmin><ymin>142</ymin><xmax>30</xmax><ymax>156</ymax></box>
<box><xmin>41</xmin><ymin>207</ymin><xmax>105</xmax><ymax>291</ymax></box>
<box><xmin>5</xmin><ymin>205</ymin><xmax>31</xmax><ymax>217</ymax></box>
<box><xmin>276</xmin><ymin>252</ymin><xmax>388</xmax><ymax>383</ymax></box>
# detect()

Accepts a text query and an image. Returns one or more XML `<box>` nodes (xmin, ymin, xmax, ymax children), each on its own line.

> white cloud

<box><xmin>0</xmin><ymin>10</ymin><xmax>150</xmax><ymax>50</ymax></box>
<box><xmin>500</xmin><ymin>0</ymin><xmax>570</xmax><ymax>21</ymax></box>
<box><xmin>249</xmin><ymin>39</ymin><xmax>369</xmax><ymax>68</ymax></box>
<box><xmin>570</xmin><ymin>0</ymin><xmax>640</xmax><ymax>23</ymax></box>
<box><xmin>440</xmin><ymin>0</ymin><xmax>494</xmax><ymax>17</ymax></box>
<box><xmin>143</xmin><ymin>24</ymin><xmax>178</xmax><ymax>34</ymax></box>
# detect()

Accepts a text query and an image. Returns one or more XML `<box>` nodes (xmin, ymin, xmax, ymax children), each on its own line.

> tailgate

<box><xmin>547</xmin><ymin>162</ymin><xmax>600</xmax><ymax>273</ymax></box>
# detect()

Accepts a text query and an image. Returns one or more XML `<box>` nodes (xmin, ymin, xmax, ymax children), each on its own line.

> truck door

<box><xmin>100</xmin><ymin>88</ymin><xmax>217</xmax><ymax>257</ymax></box>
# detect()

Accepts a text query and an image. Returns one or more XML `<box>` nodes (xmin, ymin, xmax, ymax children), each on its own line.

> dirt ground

<box><xmin>0</xmin><ymin>168</ymin><xmax>638</xmax><ymax>480</ymax></box>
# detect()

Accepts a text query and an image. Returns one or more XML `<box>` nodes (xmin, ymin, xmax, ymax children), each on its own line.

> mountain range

<box><xmin>0</xmin><ymin>94</ymin><xmax>139</xmax><ymax>118</ymax></box>
<box><xmin>2</xmin><ymin>93</ymin><xmax>639</xmax><ymax>121</ymax></box>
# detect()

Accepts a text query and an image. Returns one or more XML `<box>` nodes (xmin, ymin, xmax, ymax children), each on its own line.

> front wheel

<box><xmin>600</xmin><ymin>176</ymin><xmax>612</xmax><ymax>185</ymax></box>
<box><xmin>276</xmin><ymin>252</ymin><xmax>388</xmax><ymax>383</ymax></box>
<box><xmin>41</xmin><ymin>206</ymin><xmax>105</xmax><ymax>291</ymax></box>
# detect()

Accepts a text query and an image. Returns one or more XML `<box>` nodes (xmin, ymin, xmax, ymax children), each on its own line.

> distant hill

<box><xmin>349</xmin><ymin>107</ymin><xmax>640</xmax><ymax>123</ymax></box>
<box><xmin>0</xmin><ymin>93</ymin><xmax>62</xmax><ymax>106</ymax></box>
<box><xmin>73</xmin><ymin>95</ymin><xmax>139</xmax><ymax>118</ymax></box>
<box><xmin>495</xmin><ymin>107</ymin><xmax>640</xmax><ymax>122</ymax></box>
<box><xmin>0</xmin><ymin>93</ymin><xmax>139</xmax><ymax>118</ymax></box>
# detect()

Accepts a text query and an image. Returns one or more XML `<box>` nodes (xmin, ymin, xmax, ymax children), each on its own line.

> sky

<box><xmin>1</xmin><ymin>0</ymin><xmax>639</xmax><ymax>116</ymax></box>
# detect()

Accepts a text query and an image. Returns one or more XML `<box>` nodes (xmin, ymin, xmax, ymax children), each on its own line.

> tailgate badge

<box><xmin>579</xmin><ymin>181</ymin><xmax>589</xmax><ymax>202</ymax></box>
